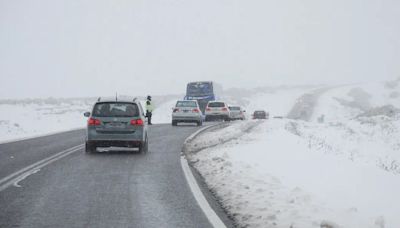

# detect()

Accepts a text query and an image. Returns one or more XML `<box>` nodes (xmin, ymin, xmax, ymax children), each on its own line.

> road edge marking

<box><xmin>0</xmin><ymin>144</ymin><xmax>84</xmax><ymax>192</ymax></box>
<box><xmin>181</xmin><ymin>124</ymin><xmax>227</xmax><ymax>228</ymax></box>
<box><xmin>180</xmin><ymin>157</ymin><xmax>227</xmax><ymax>228</ymax></box>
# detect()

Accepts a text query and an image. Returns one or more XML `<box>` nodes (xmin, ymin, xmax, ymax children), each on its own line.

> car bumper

<box><xmin>87</xmin><ymin>129</ymin><xmax>144</xmax><ymax>142</ymax></box>
<box><xmin>86</xmin><ymin>140</ymin><xmax>143</xmax><ymax>148</ymax></box>
<box><xmin>205</xmin><ymin>114</ymin><xmax>229</xmax><ymax>120</ymax></box>
<box><xmin>172</xmin><ymin>114</ymin><xmax>202</xmax><ymax>122</ymax></box>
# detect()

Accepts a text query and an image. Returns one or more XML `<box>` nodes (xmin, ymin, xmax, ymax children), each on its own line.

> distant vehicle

<box><xmin>205</xmin><ymin>101</ymin><xmax>230</xmax><ymax>121</ymax></box>
<box><xmin>252</xmin><ymin>110</ymin><xmax>269</xmax><ymax>119</ymax></box>
<box><xmin>184</xmin><ymin>81</ymin><xmax>222</xmax><ymax>114</ymax></box>
<box><xmin>229</xmin><ymin>106</ymin><xmax>246</xmax><ymax>120</ymax></box>
<box><xmin>84</xmin><ymin>98</ymin><xmax>148</xmax><ymax>154</ymax></box>
<box><xmin>172</xmin><ymin>100</ymin><xmax>203</xmax><ymax>126</ymax></box>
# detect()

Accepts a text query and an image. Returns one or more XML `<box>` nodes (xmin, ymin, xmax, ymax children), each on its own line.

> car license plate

<box><xmin>107</xmin><ymin>123</ymin><xmax>124</xmax><ymax>128</ymax></box>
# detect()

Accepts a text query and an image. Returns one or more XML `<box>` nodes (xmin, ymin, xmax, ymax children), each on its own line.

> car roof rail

<box><xmin>133</xmin><ymin>97</ymin><xmax>138</xmax><ymax>102</ymax></box>
<box><xmin>97</xmin><ymin>97</ymin><xmax>101</xmax><ymax>102</ymax></box>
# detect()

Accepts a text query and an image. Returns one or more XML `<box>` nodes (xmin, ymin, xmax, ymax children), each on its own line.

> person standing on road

<box><xmin>145</xmin><ymin>95</ymin><xmax>154</xmax><ymax>125</ymax></box>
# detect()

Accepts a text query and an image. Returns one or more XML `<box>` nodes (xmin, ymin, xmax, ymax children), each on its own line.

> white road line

<box><xmin>181</xmin><ymin>124</ymin><xmax>227</xmax><ymax>228</ymax></box>
<box><xmin>0</xmin><ymin>144</ymin><xmax>84</xmax><ymax>192</ymax></box>
<box><xmin>13</xmin><ymin>169</ymin><xmax>41</xmax><ymax>188</ymax></box>
<box><xmin>181</xmin><ymin>156</ymin><xmax>227</xmax><ymax>228</ymax></box>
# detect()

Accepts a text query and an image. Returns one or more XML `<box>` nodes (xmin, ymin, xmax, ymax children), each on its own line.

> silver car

<box><xmin>205</xmin><ymin>101</ymin><xmax>230</xmax><ymax>121</ymax></box>
<box><xmin>172</xmin><ymin>100</ymin><xmax>203</xmax><ymax>126</ymax></box>
<box><xmin>229</xmin><ymin>106</ymin><xmax>246</xmax><ymax>120</ymax></box>
<box><xmin>84</xmin><ymin>99</ymin><xmax>148</xmax><ymax>153</ymax></box>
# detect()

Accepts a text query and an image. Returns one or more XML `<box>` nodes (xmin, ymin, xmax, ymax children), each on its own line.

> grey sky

<box><xmin>1</xmin><ymin>0</ymin><xmax>399</xmax><ymax>99</ymax></box>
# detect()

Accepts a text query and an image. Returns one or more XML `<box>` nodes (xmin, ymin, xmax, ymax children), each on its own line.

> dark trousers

<box><xmin>146</xmin><ymin>111</ymin><xmax>152</xmax><ymax>124</ymax></box>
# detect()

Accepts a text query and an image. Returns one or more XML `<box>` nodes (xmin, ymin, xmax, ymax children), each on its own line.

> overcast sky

<box><xmin>1</xmin><ymin>0</ymin><xmax>399</xmax><ymax>99</ymax></box>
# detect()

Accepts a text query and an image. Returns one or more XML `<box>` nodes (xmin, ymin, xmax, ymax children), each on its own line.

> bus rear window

<box><xmin>187</xmin><ymin>82</ymin><xmax>213</xmax><ymax>96</ymax></box>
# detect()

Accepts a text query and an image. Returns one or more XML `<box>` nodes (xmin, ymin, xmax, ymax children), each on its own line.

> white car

<box><xmin>229</xmin><ymin>106</ymin><xmax>246</xmax><ymax>120</ymax></box>
<box><xmin>205</xmin><ymin>101</ymin><xmax>230</xmax><ymax>121</ymax></box>
<box><xmin>172</xmin><ymin>100</ymin><xmax>203</xmax><ymax>126</ymax></box>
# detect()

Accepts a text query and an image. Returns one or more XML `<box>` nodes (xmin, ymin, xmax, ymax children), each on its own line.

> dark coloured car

<box><xmin>252</xmin><ymin>110</ymin><xmax>269</xmax><ymax>119</ymax></box>
<box><xmin>84</xmin><ymin>99</ymin><xmax>148</xmax><ymax>153</ymax></box>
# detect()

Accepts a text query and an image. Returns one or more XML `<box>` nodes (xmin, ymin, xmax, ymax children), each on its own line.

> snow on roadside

<box><xmin>188</xmin><ymin>119</ymin><xmax>400</xmax><ymax>228</ymax></box>
<box><xmin>186</xmin><ymin>80</ymin><xmax>400</xmax><ymax>228</ymax></box>
<box><xmin>0</xmin><ymin>101</ymin><xmax>90</xmax><ymax>142</ymax></box>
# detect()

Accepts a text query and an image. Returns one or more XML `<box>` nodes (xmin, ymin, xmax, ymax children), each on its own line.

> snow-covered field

<box><xmin>0</xmin><ymin>99</ymin><xmax>92</xmax><ymax>143</ymax></box>
<box><xmin>186</xmin><ymin>79</ymin><xmax>400</xmax><ymax>228</ymax></box>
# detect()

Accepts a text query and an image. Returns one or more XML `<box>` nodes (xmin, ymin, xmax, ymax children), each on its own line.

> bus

<box><xmin>184</xmin><ymin>81</ymin><xmax>222</xmax><ymax>114</ymax></box>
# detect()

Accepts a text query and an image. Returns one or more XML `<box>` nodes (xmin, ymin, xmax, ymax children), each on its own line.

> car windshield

<box><xmin>176</xmin><ymin>101</ymin><xmax>197</xmax><ymax>107</ymax></box>
<box><xmin>208</xmin><ymin>102</ymin><xmax>225</xmax><ymax>108</ymax></box>
<box><xmin>92</xmin><ymin>102</ymin><xmax>139</xmax><ymax>117</ymax></box>
<box><xmin>254</xmin><ymin>111</ymin><xmax>265</xmax><ymax>115</ymax></box>
<box><xmin>229</xmin><ymin>107</ymin><xmax>240</xmax><ymax>111</ymax></box>
<box><xmin>187</xmin><ymin>82</ymin><xmax>213</xmax><ymax>96</ymax></box>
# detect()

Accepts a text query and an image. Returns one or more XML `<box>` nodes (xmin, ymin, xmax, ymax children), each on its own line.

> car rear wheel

<box><xmin>172</xmin><ymin>120</ymin><xmax>178</xmax><ymax>126</ymax></box>
<box><xmin>139</xmin><ymin>136</ymin><xmax>148</xmax><ymax>154</ymax></box>
<box><xmin>197</xmin><ymin>121</ymin><xmax>202</xmax><ymax>126</ymax></box>
<box><xmin>85</xmin><ymin>142</ymin><xmax>96</xmax><ymax>154</ymax></box>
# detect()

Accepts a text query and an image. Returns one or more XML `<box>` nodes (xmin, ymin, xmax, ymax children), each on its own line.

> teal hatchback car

<box><xmin>84</xmin><ymin>99</ymin><xmax>148</xmax><ymax>154</ymax></box>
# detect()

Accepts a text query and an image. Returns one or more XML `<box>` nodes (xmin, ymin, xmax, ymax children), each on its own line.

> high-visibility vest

<box><xmin>145</xmin><ymin>101</ymin><xmax>155</xmax><ymax>112</ymax></box>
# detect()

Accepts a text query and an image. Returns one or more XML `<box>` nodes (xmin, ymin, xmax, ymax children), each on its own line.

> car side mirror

<box><xmin>243</xmin><ymin>110</ymin><xmax>246</xmax><ymax>112</ymax></box>
<box><xmin>84</xmin><ymin>112</ymin><xmax>91</xmax><ymax>117</ymax></box>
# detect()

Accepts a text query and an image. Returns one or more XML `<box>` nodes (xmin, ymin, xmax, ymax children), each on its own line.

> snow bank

<box><xmin>188</xmin><ymin>119</ymin><xmax>400</xmax><ymax>228</ymax></box>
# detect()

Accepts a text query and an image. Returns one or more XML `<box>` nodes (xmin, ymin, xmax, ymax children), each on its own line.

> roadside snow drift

<box><xmin>186</xmin><ymin>80</ymin><xmax>400</xmax><ymax>228</ymax></box>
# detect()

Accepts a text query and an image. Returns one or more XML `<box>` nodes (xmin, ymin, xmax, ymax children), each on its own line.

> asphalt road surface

<box><xmin>0</xmin><ymin>124</ymin><xmax>231</xmax><ymax>228</ymax></box>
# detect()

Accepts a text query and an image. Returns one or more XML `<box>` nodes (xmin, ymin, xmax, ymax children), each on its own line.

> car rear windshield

<box><xmin>92</xmin><ymin>102</ymin><xmax>139</xmax><ymax>117</ymax></box>
<box><xmin>208</xmin><ymin>102</ymin><xmax>225</xmax><ymax>107</ymax></box>
<box><xmin>254</xmin><ymin>111</ymin><xmax>266</xmax><ymax>115</ymax></box>
<box><xmin>229</xmin><ymin>107</ymin><xmax>240</xmax><ymax>111</ymax></box>
<box><xmin>176</xmin><ymin>101</ymin><xmax>197</xmax><ymax>107</ymax></box>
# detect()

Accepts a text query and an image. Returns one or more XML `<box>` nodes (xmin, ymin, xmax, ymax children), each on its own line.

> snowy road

<box><xmin>0</xmin><ymin>124</ymin><xmax>232</xmax><ymax>228</ymax></box>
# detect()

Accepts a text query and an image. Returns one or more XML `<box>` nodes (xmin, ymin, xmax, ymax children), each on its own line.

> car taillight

<box><xmin>88</xmin><ymin>118</ymin><xmax>101</xmax><ymax>126</ymax></box>
<box><xmin>193</xmin><ymin>108</ymin><xmax>200</xmax><ymax>113</ymax></box>
<box><xmin>131</xmin><ymin>119</ymin><xmax>144</xmax><ymax>126</ymax></box>
<box><xmin>206</xmin><ymin>108</ymin><xmax>211</xmax><ymax>111</ymax></box>
<box><xmin>222</xmin><ymin>107</ymin><xmax>228</xmax><ymax>111</ymax></box>
<box><xmin>173</xmin><ymin>108</ymin><xmax>179</xmax><ymax>113</ymax></box>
